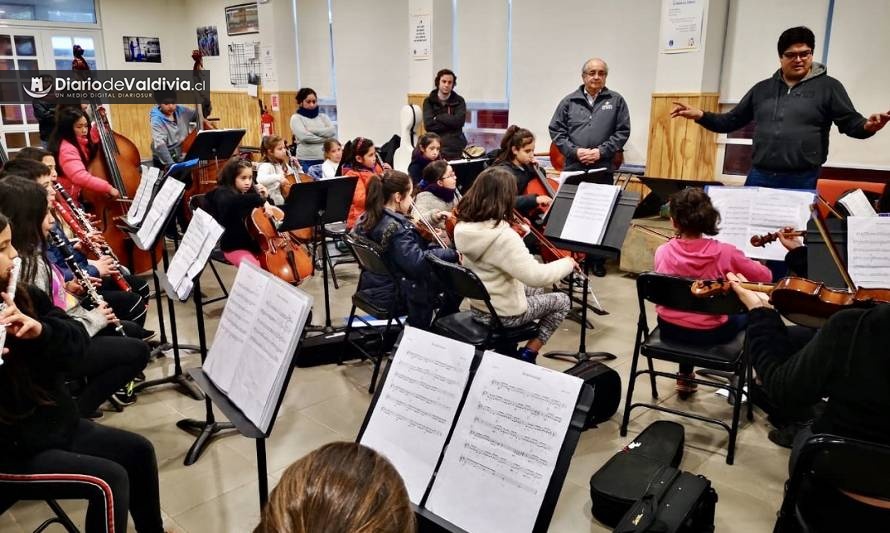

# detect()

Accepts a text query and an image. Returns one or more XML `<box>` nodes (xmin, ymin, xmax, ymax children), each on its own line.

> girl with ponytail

<box><xmin>351</xmin><ymin>170</ymin><xmax>459</xmax><ymax>329</ymax></box>
<box><xmin>492</xmin><ymin>125</ymin><xmax>552</xmax><ymax>219</ymax></box>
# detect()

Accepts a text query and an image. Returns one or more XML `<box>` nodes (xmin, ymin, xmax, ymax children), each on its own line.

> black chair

<box><xmin>426</xmin><ymin>254</ymin><xmax>539</xmax><ymax>354</ymax></box>
<box><xmin>777</xmin><ymin>434</ymin><xmax>890</xmax><ymax>532</ymax></box>
<box><xmin>0</xmin><ymin>476</ymin><xmax>81</xmax><ymax>533</ymax></box>
<box><xmin>620</xmin><ymin>272</ymin><xmax>752</xmax><ymax>465</ymax></box>
<box><xmin>318</xmin><ymin>221</ymin><xmax>356</xmax><ymax>289</ymax></box>
<box><xmin>343</xmin><ymin>233</ymin><xmax>404</xmax><ymax>393</ymax></box>
<box><xmin>187</xmin><ymin>194</ymin><xmax>231</xmax><ymax>304</ymax></box>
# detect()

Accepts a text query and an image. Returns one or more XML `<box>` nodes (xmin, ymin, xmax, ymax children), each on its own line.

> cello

<box><xmin>247</xmin><ymin>204</ymin><xmax>314</xmax><ymax>285</ymax></box>
<box><xmin>72</xmin><ymin>51</ymin><xmax>158</xmax><ymax>273</ymax></box>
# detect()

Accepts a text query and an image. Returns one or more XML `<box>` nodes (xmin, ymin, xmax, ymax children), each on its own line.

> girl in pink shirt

<box><xmin>48</xmin><ymin>106</ymin><xmax>118</xmax><ymax>204</ymax></box>
<box><xmin>654</xmin><ymin>188</ymin><xmax>771</xmax><ymax>396</ymax></box>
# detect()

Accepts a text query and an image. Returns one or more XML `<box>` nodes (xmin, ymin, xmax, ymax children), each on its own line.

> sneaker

<box><xmin>768</xmin><ymin>422</ymin><xmax>809</xmax><ymax>449</ymax></box>
<box><xmin>516</xmin><ymin>347</ymin><xmax>539</xmax><ymax>364</ymax></box>
<box><xmin>591</xmin><ymin>260</ymin><xmax>607</xmax><ymax>277</ymax></box>
<box><xmin>111</xmin><ymin>382</ymin><xmax>137</xmax><ymax>407</ymax></box>
<box><xmin>140</xmin><ymin>329</ymin><xmax>157</xmax><ymax>342</ymax></box>
<box><xmin>676</xmin><ymin>372</ymin><xmax>698</xmax><ymax>400</ymax></box>
<box><xmin>85</xmin><ymin>409</ymin><xmax>103</xmax><ymax>419</ymax></box>
<box><xmin>133</xmin><ymin>371</ymin><xmax>146</xmax><ymax>383</ymax></box>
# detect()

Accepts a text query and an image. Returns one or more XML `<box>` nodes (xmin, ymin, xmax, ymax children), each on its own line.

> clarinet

<box><xmin>47</xmin><ymin>230</ymin><xmax>126</xmax><ymax>336</ymax></box>
<box><xmin>0</xmin><ymin>257</ymin><xmax>21</xmax><ymax>366</ymax></box>
<box><xmin>52</xmin><ymin>183</ymin><xmax>131</xmax><ymax>292</ymax></box>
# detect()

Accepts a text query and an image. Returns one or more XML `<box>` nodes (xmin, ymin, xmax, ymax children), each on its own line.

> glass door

<box><xmin>0</xmin><ymin>30</ymin><xmax>41</xmax><ymax>152</ymax></box>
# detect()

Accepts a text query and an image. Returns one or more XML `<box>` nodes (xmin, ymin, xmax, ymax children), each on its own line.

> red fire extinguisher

<box><xmin>259</xmin><ymin>100</ymin><xmax>274</xmax><ymax>137</ymax></box>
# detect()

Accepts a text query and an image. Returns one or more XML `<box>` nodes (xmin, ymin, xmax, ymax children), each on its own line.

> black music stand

<box><xmin>125</xmin><ymin>178</ymin><xmax>203</xmax><ymax>400</ymax></box>
<box><xmin>635</xmin><ymin>177</ymin><xmax>724</xmax><ymax>218</ymax></box>
<box><xmin>183</xmin><ymin>129</ymin><xmax>245</xmax><ymax>164</ymax></box>
<box><xmin>542</xmin><ymin>176</ymin><xmax>639</xmax><ymax>362</ymax></box>
<box><xmin>280</xmin><ymin>177</ymin><xmax>358</xmax><ymax>331</ymax></box>
<box><xmin>447</xmin><ymin>157</ymin><xmax>489</xmax><ymax>195</ymax></box>
<box><xmin>806</xmin><ymin>217</ymin><xmax>848</xmax><ymax>288</ymax></box>
<box><xmin>356</xmin><ymin>334</ymin><xmax>594</xmax><ymax>533</ymax></box>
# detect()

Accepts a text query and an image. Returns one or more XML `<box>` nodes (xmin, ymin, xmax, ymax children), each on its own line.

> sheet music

<box><xmin>133</xmin><ymin>178</ymin><xmax>185</xmax><ymax>250</ymax></box>
<box><xmin>559</xmin><ymin>182</ymin><xmax>620</xmax><ymax>245</ymax></box>
<box><xmin>708</xmin><ymin>186</ymin><xmax>813</xmax><ymax>261</ymax></box>
<box><xmin>203</xmin><ymin>262</ymin><xmax>313</xmax><ymax>432</ymax></box>
<box><xmin>426</xmin><ymin>352</ymin><xmax>583</xmax><ymax>533</ymax></box>
<box><xmin>838</xmin><ymin>189</ymin><xmax>877</xmax><ymax>218</ymax></box>
<box><xmin>359</xmin><ymin>327</ymin><xmax>475</xmax><ymax>504</ymax></box>
<box><xmin>847</xmin><ymin>216</ymin><xmax>890</xmax><ymax>288</ymax></box>
<box><xmin>165</xmin><ymin>209</ymin><xmax>224</xmax><ymax>300</ymax></box>
<box><xmin>126</xmin><ymin>166</ymin><xmax>160</xmax><ymax>225</ymax></box>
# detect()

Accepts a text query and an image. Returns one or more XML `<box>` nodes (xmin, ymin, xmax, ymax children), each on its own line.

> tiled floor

<box><xmin>2</xmin><ymin>256</ymin><xmax>789</xmax><ymax>532</ymax></box>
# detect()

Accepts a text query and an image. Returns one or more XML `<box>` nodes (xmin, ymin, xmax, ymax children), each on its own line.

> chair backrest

<box><xmin>188</xmin><ymin>192</ymin><xmax>208</xmax><ymax>215</ymax></box>
<box><xmin>637</xmin><ymin>272</ymin><xmax>748</xmax><ymax>318</ymax></box>
<box><xmin>816</xmin><ymin>179</ymin><xmax>886</xmax><ymax>218</ymax></box>
<box><xmin>781</xmin><ymin>434</ymin><xmax>890</xmax><ymax>528</ymax></box>
<box><xmin>426</xmin><ymin>254</ymin><xmax>504</xmax><ymax>326</ymax></box>
<box><xmin>344</xmin><ymin>233</ymin><xmax>395</xmax><ymax>280</ymax></box>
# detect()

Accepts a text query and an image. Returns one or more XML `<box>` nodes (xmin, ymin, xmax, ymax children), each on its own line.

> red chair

<box><xmin>815</xmin><ymin>179</ymin><xmax>886</xmax><ymax>218</ymax></box>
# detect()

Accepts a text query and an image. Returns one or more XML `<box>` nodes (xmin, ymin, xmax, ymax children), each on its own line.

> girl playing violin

<box><xmin>654</xmin><ymin>188</ymin><xmax>771</xmax><ymax>397</ymax></box>
<box><xmin>342</xmin><ymin>137</ymin><xmax>386</xmax><ymax>229</ymax></box>
<box><xmin>491</xmin><ymin>125</ymin><xmax>552</xmax><ymax>220</ymax></box>
<box><xmin>0</xmin><ymin>212</ymin><xmax>169</xmax><ymax>533</ymax></box>
<box><xmin>408</xmin><ymin>132</ymin><xmax>442</xmax><ymax>187</ymax></box>
<box><xmin>351</xmin><ymin>170</ymin><xmax>459</xmax><ymax>329</ymax></box>
<box><xmin>48</xmin><ymin>106</ymin><xmax>119</xmax><ymax>204</ymax></box>
<box><xmin>413</xmin><ymin>160</ymin><xmax>456</xmax><ymax>235</ymax></box>
<box><xmin>256</xmin><ymin>135</ymin><xmax>298</xmax><ymax>205</ymax></box>
<box><xmin>206</xmin><ymin>158</ymin><xmax>276</xmax><ymax>267</ymax></box>
<box><xmin>454</xmin><ymin>167</ymin><xmax>574</xmax><ymax>364</ymax></box>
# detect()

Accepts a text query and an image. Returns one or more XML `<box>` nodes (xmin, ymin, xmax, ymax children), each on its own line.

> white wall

<box><xmin>455</xmin><ymin>0</ymin><xmax>508</xmax><ymax>102</ymax></box>
<box><xmin>824</xmin><ymin>0</ymin><xmax>890</xmax><ymax>169</ymax></box>
<box><xmin>510</xmin><ymin>0</ymin><xmax>660</xmax><ymax>165</ymax></box>
<box><xmin>331</xmin><ymin>0</ymin><xmax>409</xmax><ymax>143</ymax></box>
<box><xmin>296</xmin><ymin>0</ymin><xmax>334</xmax><ymax>97</ymax></box>
<box><xmin>98</xmin><ymin>0</ymin><xmax>192</xmax><ymax>71</ymax></box>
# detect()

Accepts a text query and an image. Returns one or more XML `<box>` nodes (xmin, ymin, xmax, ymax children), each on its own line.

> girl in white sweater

<box><xmin>453</xmin><ymin>167</ymin><xmax>574</xmax><ymax>363</ymax></box>
<box><xmin>256</xmin><ymin>135</ymin><xmax>298</xmax><ymax>205</ymax></box>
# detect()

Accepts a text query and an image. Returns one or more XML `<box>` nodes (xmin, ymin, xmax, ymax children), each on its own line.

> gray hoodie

<box><xmin>697</xmin><ymin>63</ymin><xmax>873</xmax><ymax>172</ymax></box>
<box><xmin>150</xmin><ymin>105</ymin><xmax>197</xmax><ymax>165</ymax></box>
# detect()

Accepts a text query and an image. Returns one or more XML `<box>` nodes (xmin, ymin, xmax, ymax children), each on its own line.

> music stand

<box><xmin>279</xmin><ymin>177</ymin><xmax>358</xmax><ymax>330</ymax></box>
<box><xmin>183</xmin><ymin>129</ymin><xmax>245</xmax><ymax>163</ymax></box>
<box><xmin>635</xmin><ymin>177</ymin><xmax>724</xmax><ymax>218</ymax></box>
<box><xmin>542</xmin><ymin>175</ymin><xmax>640</xmax><ymax>362</ymax></box>
<box><xmin>447</xmin><ymin>157</ymin><xmax>489</xmax><ymax>195</ymax></box>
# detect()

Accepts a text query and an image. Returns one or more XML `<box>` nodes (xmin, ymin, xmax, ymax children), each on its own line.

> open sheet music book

<box><xmin>706</xmin><ymin>186</ymin><xmax>814</xmax><ymax>261</ymax></box>
<box><xmin>359</xmin><ymin>327</ymin><xmax>584</xmax><ymax>533</ymax></box>
<box><xmin>838</xmin><ymin>189</ymin><xmax>878</xmax><ymax>218</ymax></box>
<box><xmin>203</xmin><ymin>262</ymin><xmax>313</xmax><ymax>432</ymax></box>
<box><xmin>164</xmin><ymin>208</ymin><xmax>224</xmax><ymax>300</ymax></box>
<box><xmin>557</xmin><ymin>181</ymin><xmax>620</xmax><ymax>246</ymax></box>
<box><xmin>132</xmin><ymin>177</ymin><xmax>186</xmax><ymax>250</ymax></box>
<box><xmin>125</xmin><ymin>166</ymin><xmax>161</xmax><ymax>226</ymax></box>
<box><xmin>847</xmin><ymin>216</ymin><xmax>890</xmax><ymax>288</ymax></box>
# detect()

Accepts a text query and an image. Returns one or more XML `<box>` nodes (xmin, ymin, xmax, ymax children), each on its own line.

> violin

<box><xmin>750</xmin><ymin>228</ymin><xmax>806</xmax><ymax>247</ymax></box>
<box><xmin>691</xmin><ymin>277</ymin><xmax>890</xmax><ymax>329</ymax></box>
<box><xmin>247</xmin><ymin>205</ymin><xmax>314</xmax><ymax>285</ymax></box>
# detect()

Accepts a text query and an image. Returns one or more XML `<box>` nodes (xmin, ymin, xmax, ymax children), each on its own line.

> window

<box><xmin>0</xmin><ymin>0</ymin><xmax>97</xmax><ymax>24</ymax></box>
<box><xmin>464</xmin><ymin>102</ymin><xmax>508</xmax><ymax>152</ymax></box>
<box><xmin>51</xmin><ymin>35</ymin><xmax>97</xmax><ymax>70</ymax></box>
<box><xmin>715</xmin><ymin>103</ymin><xmax>753</xmax><ymax>179</ymax></box>
<box><xmin>0</xmin><ymin>31</ymin><xmax>40</xmax><ymax>151</ymax></box>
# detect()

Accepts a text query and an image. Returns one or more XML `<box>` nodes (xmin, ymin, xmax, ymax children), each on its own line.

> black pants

<box><xmin>0</xmin><ymin>419</ymin><xmax>163</xmax><ymax>533</ymax></box>
<box><xmin>69</xmin><ymin>333</ymin><xmax>149</xmax><ymax>416</ymax></box>
<box><xmin>99</xmin><ymin>275</ymin><xmax>148</xmax><ymax>327</ymax></box>
<box><xmin>657</xmin><ymin>315</ymin><xmax>746</xmax><ymax>374</ymax></box>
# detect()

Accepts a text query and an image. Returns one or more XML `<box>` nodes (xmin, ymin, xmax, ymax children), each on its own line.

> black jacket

<box><xmin>408</xmin><ymin>150</ymin><xmax>434</xmax><ymax>184</ymax></box>
<box><xmin>32</xmin><ymin>100</ymin><xmax>57</xmax><ymax>142</ymax></box>
<box><xmin>490</xmin><ymin>160</ymin><xmax>541</xmax><ymax>216</ymax></box>
<box><xmin>206</xmin><ymin>187</ymin><xmax>264</xmax><ymax>254</ymax></box>
<box><xmin>0</xmin><ymin>286</ymin><xmax>90</xmax><ymax>457</ymax></box>
<box><xmin>352</xmin><ymin>209</ymin><xmax>457</xmax><ymax>328</ymax></box>
<box><xmin>747</xmin><ymin>305</ymin><xmax>890</xmax><ymax>445</ymax></box>
<box><xmin>697</xmin><ymin>64</ymin><xmax>873</xmax><ymax>172</ymax></box>
<box><xmin>422</xmin><ymin>89</ymin><xmax>468</xmax><ymax>159</ymax></box>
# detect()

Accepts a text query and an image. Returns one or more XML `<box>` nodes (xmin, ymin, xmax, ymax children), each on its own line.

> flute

<box><xmin>47</xmin><ymin>230</ymin><xmax>126</xmax><ymax>336</ymax></box>
<box><xmin>0</xmin><ymin>257</ymin><xmax>21</xmax><ymax>366</ymax></box>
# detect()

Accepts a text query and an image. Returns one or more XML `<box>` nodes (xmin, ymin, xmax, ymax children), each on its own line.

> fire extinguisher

<box><xmin>259</xmin><ymin>100</ymin><xmax>274</xmax><ymax>137</ymax></box>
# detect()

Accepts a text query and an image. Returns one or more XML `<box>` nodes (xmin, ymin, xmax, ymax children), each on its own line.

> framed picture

<box><xmin>123</xmin><ymin>36</ymin><xmax>161</xmax><ymax>63</ymax></box>
<box><xmin>196</xmin><ymin>25</ymin><xmax>220</xmax><ymax>56</ymax></box>
<box><xmin>225</xmin><ymin>3</ymin><xmax>259</xmax><ymax>36</ymax></box>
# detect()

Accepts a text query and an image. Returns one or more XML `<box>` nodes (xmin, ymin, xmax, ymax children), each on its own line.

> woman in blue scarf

<box><xmin>289</xmin><ymin>88</ymin><xmax>337</xmax><ymax>172</ymax></box>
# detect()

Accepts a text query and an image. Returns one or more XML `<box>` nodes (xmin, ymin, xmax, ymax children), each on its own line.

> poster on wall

<box><xmin>660</xmin><ymin>0</ymin><xmax>704</xmax><ymax>53</ymax></box>
<box><xmin>411</xmin><ymin>13</ymin><xmax>431</xmax><ymax>60</ymax></box>
<box><xmin>226</xmin><ymin>3</ymin><xmax>259</xmax><ymax>36</ymax></box>
<box><xmin>196</xmin><ymin>26</ymin><xmax>220</xmax><ymax>57</ymax></box>
<box><xmin>123</xmin><ymin>36</ymin><xmax>161</xmax><ymax>63</ymax></box>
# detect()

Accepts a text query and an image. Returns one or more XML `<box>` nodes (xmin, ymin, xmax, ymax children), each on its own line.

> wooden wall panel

<box><xmin>261</xmin><ymin>91</ymin><xmax>298</xmax><ymax>145</ymax></box>
<box><xmin>108</xmin><ymin>90</ymin><xmax>264</xmax><ymax>160</ymax></box>
<box><xmin>646</xmin><ymin>93</ymin><xmax>719</xmax><ymax>180</ymax></box>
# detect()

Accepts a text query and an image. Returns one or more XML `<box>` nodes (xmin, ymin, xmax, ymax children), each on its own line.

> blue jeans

<box><xmin>745</xmin><ymin>167</ymin><xmax>820</xmax><ymax>190</ymax></box>
<box><xmin>300</xmin><ymin>159</ymin><xmax>323</xmax><ymax>173</ymax></box>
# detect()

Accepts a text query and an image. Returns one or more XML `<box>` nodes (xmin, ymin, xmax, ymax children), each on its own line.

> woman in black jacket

<box><xmin>0</xmin><ymin>212</ymin><xmax>166</xmax><ymax>533</ymax></box>
<box><xmin>351</xmin><ymin>170</ymin><xmax>459</xmax><ymax>329</ymax></box>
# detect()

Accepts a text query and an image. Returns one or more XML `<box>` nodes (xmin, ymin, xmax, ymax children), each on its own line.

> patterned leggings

<box><xmin>472</xmin><ymin>287</ymin><xmax>571</xmax><ymax>343</ymax></box>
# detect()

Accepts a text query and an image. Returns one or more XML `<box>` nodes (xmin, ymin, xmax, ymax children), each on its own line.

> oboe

<box><xmin>47</xmin><ymin>230</ymin><xmax>126</xmax><ymax>336</ymax></box>
<box><xmin>52</xmin><ymin>183</ymin><xmax>131</xmax><ymax>292</ymax></box>
<box><xmin>0</xmin><ymin>257</ymin><xmax>21</xmax><ymax>366</ymax></box>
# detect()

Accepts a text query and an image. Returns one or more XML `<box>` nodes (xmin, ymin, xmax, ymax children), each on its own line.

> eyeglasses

<box><xmin>584</xmin><ymin>70</ymin><xmax>607</xmax><ymax>77</ymax></box>
<box><xmin>782</xmin><ymin>50</ymin><xmax>812</xmax><ymax>60</ymax></box>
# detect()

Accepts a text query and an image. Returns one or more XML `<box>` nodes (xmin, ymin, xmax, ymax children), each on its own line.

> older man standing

<box><xmin>549</xmin><ymin>57</ymin><xmax>631</xmax><ymax>276</ymax></box>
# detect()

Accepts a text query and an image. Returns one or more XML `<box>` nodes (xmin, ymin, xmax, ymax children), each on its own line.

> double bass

<box><xmin>73</xmin><ymin>50</ymin><xmax>158</xmax><ymax>273</ymax></box>
<box><xmin>182</xmin><ymin>50</ymin><xmax>222</xmax><ymax>212</ymax></box>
